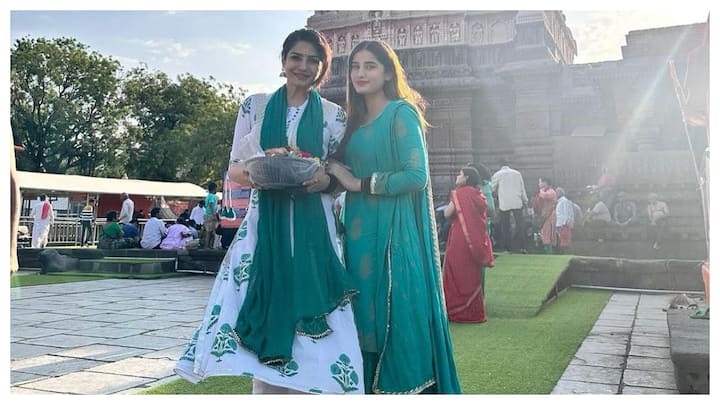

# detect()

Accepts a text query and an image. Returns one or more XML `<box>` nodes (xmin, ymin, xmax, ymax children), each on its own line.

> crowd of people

<box><xmin>435</xmin><ymin>161</ymin><xmax>672</xmax><ymax>256</ymax></box>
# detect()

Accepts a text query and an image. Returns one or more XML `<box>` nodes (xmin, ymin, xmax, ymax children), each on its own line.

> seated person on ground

<box><xmin>612</xmin><ymin>191</ymin><xmax>637</xmax><ymax>226</ymax></box>
<box><xmin>585</xmin><ymin>198</ymin><xmax>613</xmax><ymax>226</ymax></box>
<box><xmin>122</xmin><ymin>222</ymin><xmax>140</xmax><ymax>247</ymax></box>
<box><xmin>647</xmin><ymin>193</ymin><xmax>670</xmax><ymax>250</ymax></box>
<box><xmin>160</xmin><ymin>218</ymin><xmax>194</xmax><ymax>250</ymax></box>
<box><xmin>140</xmin><ymin>207</ymin><xmax>167</xmax><ymax>249</ymax></box>
<box><xmin>98</xmin><ymin>211</ymin><xmax>138</xmax><ymax>249</ymax></box>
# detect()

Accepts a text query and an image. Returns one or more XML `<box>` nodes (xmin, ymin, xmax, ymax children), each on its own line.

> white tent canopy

<box><xmin>16</xmin><ymin>171</ymin><xmax>207</xmax><ymax>199</ymax></box>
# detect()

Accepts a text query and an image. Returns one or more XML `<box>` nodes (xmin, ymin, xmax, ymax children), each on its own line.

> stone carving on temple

<box><xmin>449</xmin><ymin>22</ymin><xmax>461</xmax><ymax>42</ymax></box>
<box><xmin>414</xmin><ymin>24</ymin><xmax>424</xmax><ymax>45</ymax></box>
<box><xmin>371</xmin><ymin>11</ymin><xmax>383</xmax><ymax>37</ymax></box>
<box><xmin>351</xmin><ymin>33</ymin><xmax>359</xmax><ymax>48</ymax></box>
<box><xmin>471</xmin><ymin>23</ymin><xmax>484</xmax><ymax>43</ymax></box>
<box><xmin>337</xmin><ymin>35</ymin><xmax>346</xmax><ymax>53</ymax></box>
<box><xmin>398</xmin><ymin>27</ymin><xmax>407</xmax><ymax>46</ymax></box>
<box><xmin>430</xmin><ymin>23</ymin><xmax>441</xmax><ymax>44</ymax></box>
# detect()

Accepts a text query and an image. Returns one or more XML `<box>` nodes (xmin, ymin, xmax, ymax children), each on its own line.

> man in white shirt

<box><xmin>189</xmin><ymin>200</ymin><xmax>205</xmax><ymax>229</ymax></box>
<box><xmin>118</xmin><ymin>192</ymin><xmax>134</xmax><ymax>225</ymax></box>
<box><xmin>555</xmin><ymin>187</ymin><xmax>575</xmax><ymax>252</ymax></box>
<box><xmin>31</xmin><ymin>194</ymin><xmax>55</xmax><ymax>248</ymax></box>
<box><xmin>140</xmin><ymin>207</ymin><xmax>167</xmax><ymax>249</ymax></box>
<box><xmin>491</xmin><ymin>159</ymin><xmax>528</xmax><ymax>252</ymax></box>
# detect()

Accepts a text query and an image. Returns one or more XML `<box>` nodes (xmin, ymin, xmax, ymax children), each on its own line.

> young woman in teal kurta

<box><xmin>327</xmin><ymin>40</ymin><xmax>461</xmax><ymax>394</ymax></box>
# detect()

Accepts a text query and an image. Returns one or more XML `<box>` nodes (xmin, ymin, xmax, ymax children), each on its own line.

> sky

<box><xmin>5</xmin><ymin>3</ymin><xmax>711</xmax><ymax>95</ymax></box>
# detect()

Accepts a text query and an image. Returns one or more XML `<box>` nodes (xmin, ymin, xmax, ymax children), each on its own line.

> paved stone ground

<box><xmin>10</xmin><ymin>276</ymin><xmax>212</xmax><ymax>394</ymax></box>
<box><xmin>552</xmin><ymin>292</ymin><xmax>679</xmax><ymax>394</ymax></box>
<box><xmin>11</xmin><ymin>275</ymin><xmax>679</xmax><ymax>394</ymax></box>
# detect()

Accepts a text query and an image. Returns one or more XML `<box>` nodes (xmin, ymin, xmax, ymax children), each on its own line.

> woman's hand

<box><xmin>264</xmin><ymin>147</ymin><xmax>288</xmax><ymax>156</ymax></box>
<box><xmin>228</xmin><ymin>161</ymin><xmax>262</xmax><ymax>189</ymax></box>
<box><xmin>303</xmin><ymin>166</ymin><xmax>330</xmax><ymax>193</ymax></box>
<box><xmin>326</xmin><ymin>160</ymin><xmax>361</xmax><ymax>192</ymax></box>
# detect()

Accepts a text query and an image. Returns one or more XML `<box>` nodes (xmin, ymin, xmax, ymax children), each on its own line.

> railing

<box><xmin>18</xmin><ymin>215</ymin><xmax>176</xmax><ymax>247</ymax></box>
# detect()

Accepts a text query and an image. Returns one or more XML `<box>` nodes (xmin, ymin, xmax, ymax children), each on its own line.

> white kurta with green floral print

<box><xmin>174</xmin><ymin>93</ymin><xmax>363</xmax><ymax>394</ymax></box>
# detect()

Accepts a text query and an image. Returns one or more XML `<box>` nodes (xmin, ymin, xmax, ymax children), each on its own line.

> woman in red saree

<box><xmin>442</xmin><ymin>167</ymin><xmax>495</xmax><ymax>323</ymax></box>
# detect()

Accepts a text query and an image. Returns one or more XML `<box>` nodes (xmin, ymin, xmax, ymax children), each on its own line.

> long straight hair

<box><xmin>334</xmin><ymin>40</ymin><xmax>428</xmax><ymax>160</ymax></box>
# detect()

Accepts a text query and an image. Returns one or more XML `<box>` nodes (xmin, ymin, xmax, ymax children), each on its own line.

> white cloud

<box><xmin>209</xmin><ymin>41</ymin><xmax>252</xmax><ymax>56</ymax></box>
<box><xmin>566</xmin><ymin>10</ymin><xmax>709</xmax><ymax>64</ymax></box>
<box><xmin>128</xmin><ymin>38</ymin><xmax>195</xmax><ymax>59</ymax></box>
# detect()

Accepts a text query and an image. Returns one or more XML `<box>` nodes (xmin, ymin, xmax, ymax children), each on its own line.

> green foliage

<box><xmin>10</xmin><ymin>35</ymin><xmax>246</xmax><ymax>184</ymax></box>
<box><xmin>11</xmin><ymin>37</ymin><xmax>125</xmax><ymax>177</ymax></box>
<box><xmin>121</xmin><ymin>67</ymin><xmax>243</xmax><ymax>183</ymax></box>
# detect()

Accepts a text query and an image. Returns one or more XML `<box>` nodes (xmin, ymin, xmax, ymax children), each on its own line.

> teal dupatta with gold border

<box><xmin>342</xmin><ymin>99</ymin><xmax>461</xmax><ymax>394</ymax></box>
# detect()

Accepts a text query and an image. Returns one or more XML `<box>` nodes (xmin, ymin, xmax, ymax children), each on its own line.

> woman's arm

<box><xmin>365</xmin><ymin>104</ymin><xmax>428</xmax><ymax>196</ymax></box>
<box><xmin>444</xmin><ymin>200</ymin><xmax>456</xmax><ymax>219</ymax></box>
<box><xmin>229</xmin><ymin>95</ymin><xmax>263</xmax><ymax>186</ymax></box>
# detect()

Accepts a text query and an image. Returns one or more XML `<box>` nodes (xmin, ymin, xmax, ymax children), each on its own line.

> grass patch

<box><xmin>10</xmin><ymin>271</ymin><xmax>192</xmax><ymax>287</ymax></box>
<box><xmin>485</xmin><ymin>253</ymin><xmax>572</xmax><ymax>318</ymax></box>
<box><xmin>10</xmin><ymin>273</ymin><xmax>106</xmax><ymax>287</ymax></box>
<box><xmin>451</xmin><ymin>288</ymin><xmax>610</xmax><ymax>393</ymax></box>
<box><xmin>89</xmin><ymin>257</ymin><xmax>177</xmax><ymax>263</ymax></box>
<box><xmin>140</xmin><ymin>376</ymin><xmax>253</xmax><ymax>395</ymax></box>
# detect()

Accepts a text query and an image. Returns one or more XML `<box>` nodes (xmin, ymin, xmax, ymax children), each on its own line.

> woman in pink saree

<box><xmin>442</xmin><ymin>167</ymin><xmax>495</xmax><ymax>323</ymax></box>
<box><xmin>533</xmin><ymin>177</ymin><xmax>557</xmax><ymax>254</ymax></box>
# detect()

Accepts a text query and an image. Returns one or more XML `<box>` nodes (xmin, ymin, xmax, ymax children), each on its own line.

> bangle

<box><xmin>361</xmin><ymin>176</ymin><xmax>372</xmax><ymax>194</ymax></box>
<box><xmin>322</xmin><ymin>174</ymin><xmax>339</xmax><ymax>193</ymax></box>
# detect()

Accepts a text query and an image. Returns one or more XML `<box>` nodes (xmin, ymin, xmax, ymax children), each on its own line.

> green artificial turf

<box><xmin>139</xmin><ymin>254</ymin><xmax>610</xmax><ymax>395</ymax></box>
<box><xmin>484</xmin><ymin>253</ymin><xmax>573</xmax><ymax>318</ymax></box>
<box><xmin>9</xmin><ymin>271</ymin><xmax>192</xmax><ymax>287</ymax></box>
<box><xmin>450</xmin><ymin>288</ymin><xmax>611</xmax><ymax>394</ymax></box>
<box><xmin>10</xmin><ymin>273</ymin><xmax>106</xmax><ymax>287</ymax></box>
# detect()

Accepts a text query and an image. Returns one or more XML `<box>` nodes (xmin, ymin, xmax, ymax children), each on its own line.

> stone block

<box><xmin>622</xmin><ymin>369</ymin><xmax>677</xmax><ymax>390</ymax></box>
<box><xmin>667</xmin><ymin>308</ymin><xmax>709</xmax><ymax>394</ymax></box>
<box><xmin>559</xmin><ymin>364</ymin><xmax>623</xmax><ymax>385</ymax></box>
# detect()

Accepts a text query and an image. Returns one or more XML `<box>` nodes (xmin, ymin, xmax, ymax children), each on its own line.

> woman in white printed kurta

<box><xmin>175</xmin><ymin>31</ymin><xmax>363</xmax><ymax>395</ymax></box>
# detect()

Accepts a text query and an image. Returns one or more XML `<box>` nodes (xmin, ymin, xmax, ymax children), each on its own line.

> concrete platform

<box><xmin>667</xmin><ymin>307</ymin><xmax>710</xmax><ymax>393</ymax></box>
<box><xmin>552</xmin><ymin>292</ymin><xmax>683</xmax><ymax>394</ymax></box>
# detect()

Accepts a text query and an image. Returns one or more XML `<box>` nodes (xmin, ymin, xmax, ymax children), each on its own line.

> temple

<box><xmin>308</xmin><ymin>11</ymin><xmax>708</xmax><ymax>258</ymax></box>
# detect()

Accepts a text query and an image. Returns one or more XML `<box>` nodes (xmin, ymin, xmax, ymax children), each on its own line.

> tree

<box><xmin>11</xmin><ymin>37</ymin><xmax>125</xmax><ymax>176</ymax></box>
<box><xmin>121</xmin><ymin>67</ymin><xmax>244</xmax><ymax>184</ymax></box>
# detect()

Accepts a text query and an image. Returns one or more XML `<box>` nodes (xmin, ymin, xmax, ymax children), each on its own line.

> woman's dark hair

<box><xmin>467</xmin><ymin>162</ymin><xmax>491</xmax><ymax>181</ymax></box>
<box><xmin>150</xmin><ymin>207</ymin><xmax>161</xmax><ymax>218</ymax></box>
<box><xmin>539</xmin><ymin>177</ymin><xmax>553</xmax><ymax>187</ymax></box>
<box><xmin>334</xmin><ymin>39</ymin><xmax>427</xmax><ymax>161</ymax></box>
<box><xmin>281</xmin><ymin>28</ymin><xmax>332</xmax><ymax>88</ymax></box>
<box><xmin>105</xmin><ymin>211</ymin><xmax>118</xmax><ymax>222</ymax></box>
<box><xmin>461</xmin><ymin>167</ymin><xmax>480</xmax><ymax>187</ymax></box>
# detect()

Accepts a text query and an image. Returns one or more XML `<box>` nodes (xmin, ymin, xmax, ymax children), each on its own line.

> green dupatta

<box><xmin>234</xmin><ymin>86</ymin><xmax>356</xmax><ymax>365</ymax></box>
